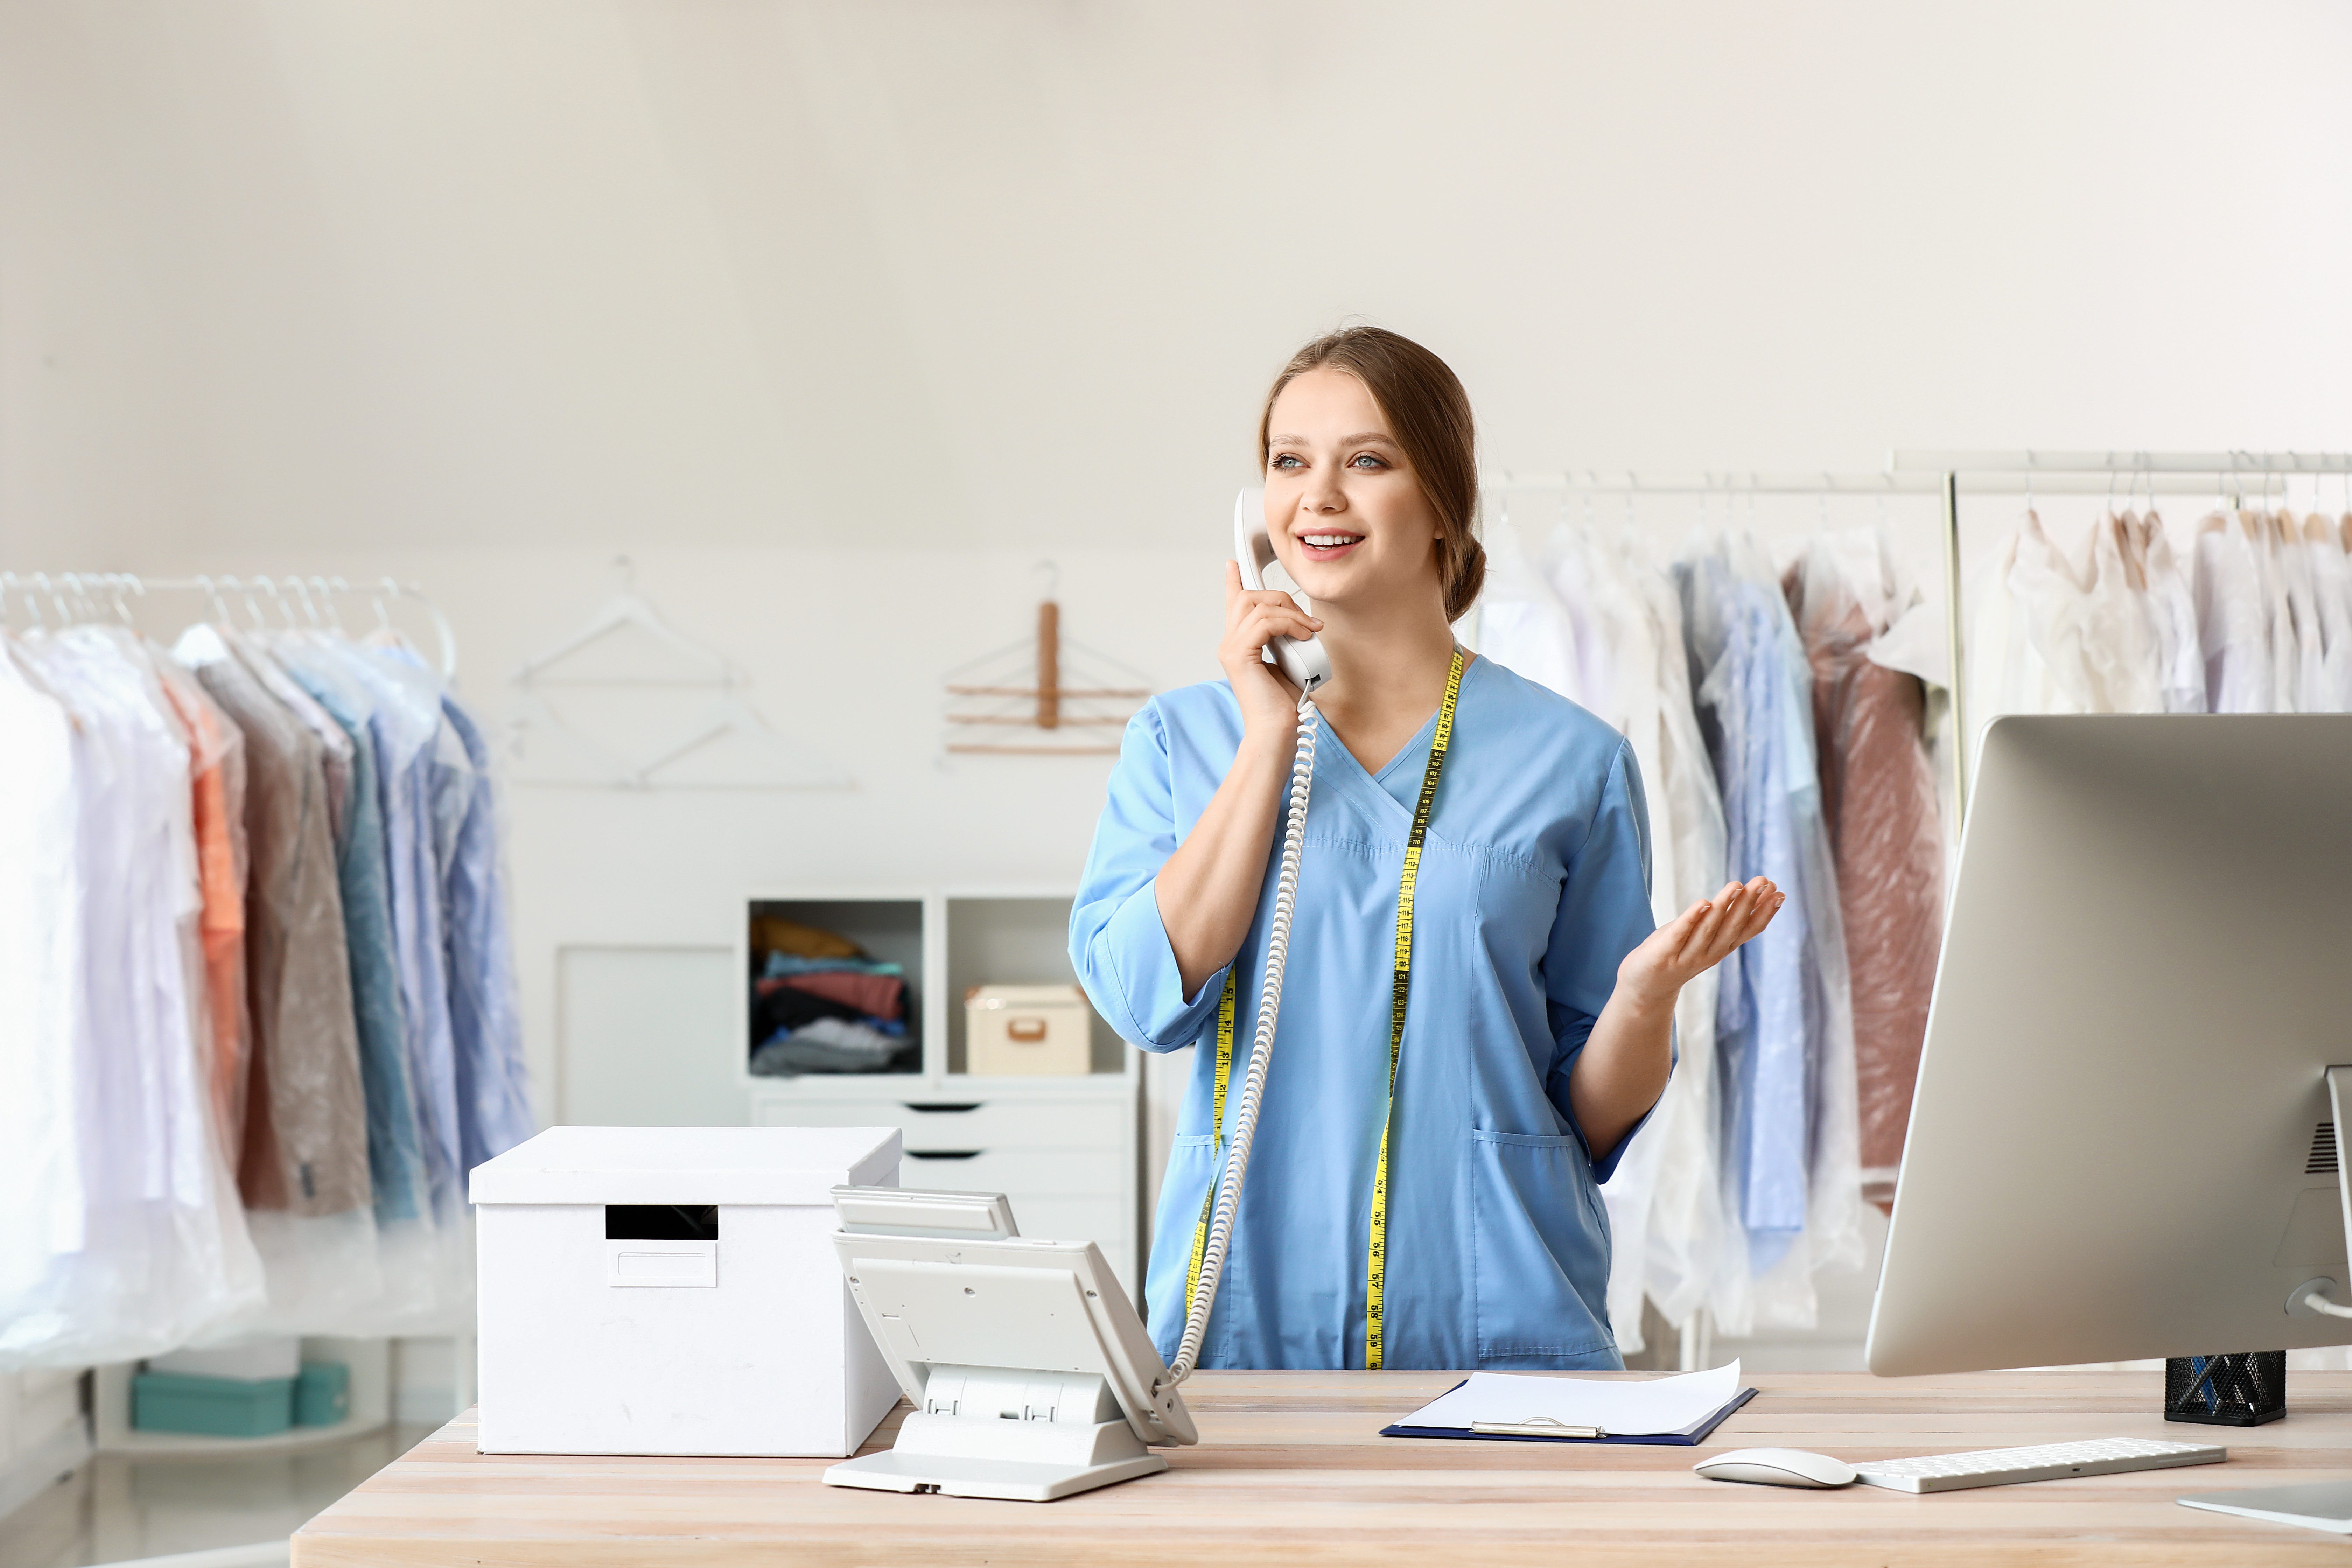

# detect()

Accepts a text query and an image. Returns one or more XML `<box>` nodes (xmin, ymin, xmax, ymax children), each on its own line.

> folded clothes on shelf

<box><xmin>750</xmin><ymin>915</ymin><xmax>864</xmax><ymax>960</ymax></box>
<box><xmin>750</xmin><ymin>1016</ymin><xmax>919</xmax><ymax>1077</ymax></box>
<box><xmin>747</xmin><ymin>920</ymin><xmax>913</xmax><ymax>1073</ymax></box>
<box><xmin>758</xmin><ymin>952</ymin><xmax>904</xmax><ymax>979</ymax></box>
<box><xmin>773</xmin><ymin>969</ymin><xmax>903</xmax><ymax>1022</ymax></box>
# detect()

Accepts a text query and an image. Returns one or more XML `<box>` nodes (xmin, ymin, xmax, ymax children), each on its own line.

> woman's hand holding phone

<box><xmin>1220</xmin><ymin>559</ymin><xmax>1322</xmax><ymax>748</ymax></box>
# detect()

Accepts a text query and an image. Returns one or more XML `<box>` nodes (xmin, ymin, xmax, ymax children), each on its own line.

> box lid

<box><xmin>966</xmin><ymin>983</ymin><xmax>1087</xmax><ymax>1008</ymax></box>
<box><xmin>468</xmin><ymin>1125</ymin><xmax>901</xmax><ymax>1206</ymax></box>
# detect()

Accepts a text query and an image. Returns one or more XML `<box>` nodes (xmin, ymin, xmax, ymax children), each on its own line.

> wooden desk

<box><xmin>293</xmin><ymin>1370</ymin><xmax>2352</xmax><ymax>1564</ymax></box>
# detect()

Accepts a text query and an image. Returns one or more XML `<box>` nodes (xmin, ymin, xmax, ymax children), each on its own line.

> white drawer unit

<box><xmin>753</xmin><ymin>1096</ymin><xmax>1126</xmax><ymax>1153</ymax></box>
<box><xmin>752</xmin><ymin>1084</ymin><xmax>1138</xmax><ymax>1293</ymax></box>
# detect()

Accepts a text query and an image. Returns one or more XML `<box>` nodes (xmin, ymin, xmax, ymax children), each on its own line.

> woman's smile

<box><xmin>1296</xmin><ymin>530</ymin><xmax>1366</xmax><ymax>561</ymax></box>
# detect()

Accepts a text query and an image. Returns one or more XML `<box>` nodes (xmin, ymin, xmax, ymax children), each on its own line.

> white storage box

<box><xmin>965</xmin><ymin>983</ymin><xmax>1092</xmax><ymax>1076</ymax></box>
<box><xmin>469</xmin><ymin>1125</ymin><xmax>901</xmax><ymax>1457</ymax></box>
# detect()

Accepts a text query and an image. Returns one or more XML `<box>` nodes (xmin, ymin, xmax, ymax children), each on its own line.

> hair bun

<box><xmin>1444</xmin><ymin>536</ymin><xmax>1486</xmax><ymax>624</ymax></box>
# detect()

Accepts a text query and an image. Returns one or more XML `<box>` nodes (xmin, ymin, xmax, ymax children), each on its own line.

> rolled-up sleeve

<box><xmin>1542</xmin><ymin>738</ymin><xmax>1666</xmax><ymax>1182</ymax></box>
<box><xmin>1070</xmin><ymin>702</ymin><xmax>1231</xmax><ymax>1051</ymax></box>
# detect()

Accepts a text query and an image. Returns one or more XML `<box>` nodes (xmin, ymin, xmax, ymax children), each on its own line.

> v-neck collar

<box><xmin>1312</xmin><ymin>654</ymin><xmax>1480</xmax><ymax>833</ymax></box>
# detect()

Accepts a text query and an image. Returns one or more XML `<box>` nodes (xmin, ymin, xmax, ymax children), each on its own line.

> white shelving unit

<box><xmin>90</xmin><ymin>1337</ymin><xmax>391</xmax><ymax>1456</ymax></box>
<box><xmin>741</xmin><ymin>888</ymin><xmax>1143</xmax><ymax>1293</ymax></box>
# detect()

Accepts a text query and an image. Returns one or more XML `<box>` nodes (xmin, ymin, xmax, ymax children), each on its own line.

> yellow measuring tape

<box><xmin>1365</xmin><ymin>646</ymin><xmax>1463</xmax><ymax>1369</ymax></box>
<box><xmin>1182</xmin><ymin>649</ymin><xmax>1466</xmax><ymax>1369</ymax></box>
<box><xmin>1184</xmin><ymin>975</ymin><xmax>1237</xmax><ymax>1309</ymax></box>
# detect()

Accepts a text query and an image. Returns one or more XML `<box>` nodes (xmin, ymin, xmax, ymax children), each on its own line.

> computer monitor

<box><xmin>1867</xmin><ymin>714</ymin><xmax>2352</xmax><ymax>1375</ymax></box>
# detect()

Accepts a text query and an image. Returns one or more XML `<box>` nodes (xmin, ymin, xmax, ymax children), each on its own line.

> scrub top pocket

<box><xmin>1144</xmin><ymin>1133</ymin><xmax>1220</xmax><ymax>1357</ymax></box>
<box><xmin>1469</xmin><ymin>1129</ymin><xmax>1619</xmax><ymax>1368</ymax></box>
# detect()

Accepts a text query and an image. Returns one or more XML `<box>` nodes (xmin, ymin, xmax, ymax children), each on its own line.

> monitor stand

<box><xmin>2173</xmin><ymin>1066</ymin><xmax>2352</xmax><ymax>1533</ymax></box>
<box><xmin>2178</xmin><ymin>1480</ymin><xmax>2352</xmax><ymax>1534</ymax></box>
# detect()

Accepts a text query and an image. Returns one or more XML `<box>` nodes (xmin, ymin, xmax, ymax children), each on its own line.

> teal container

<box><xmin>295</xmin><ymin>1360</ymin><xmax>351</xmax><ymax>1426</ymax></box>
<box><xmin>132</xmin><ymin>1371</ymin><xmax>294</xmax><ymax>1438</ymax></box>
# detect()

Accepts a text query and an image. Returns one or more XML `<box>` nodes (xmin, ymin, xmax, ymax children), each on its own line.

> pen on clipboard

<box><xmin>1469</xmin><ymin>1416</ymin><xmax>1606</xmax><ymax>1439</ymax></box>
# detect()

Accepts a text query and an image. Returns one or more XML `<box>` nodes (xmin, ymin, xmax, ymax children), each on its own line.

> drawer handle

<box><xmin>1007</xmin><ymin>1018</ymin><xmax>1048</xmax><ymax>1042</ymax></box>
<box><xmin>906</xmin><ymin>1149</ymin><xmax>983</xmax><ymax>1161</ymax></box>
<box><xmin>903</xmin><ymin>1102</ymin><xmax>981</xmax><ymax>1113</ymax></box>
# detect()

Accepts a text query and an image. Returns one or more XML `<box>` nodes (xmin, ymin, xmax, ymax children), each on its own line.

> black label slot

<box><xmin>606</xmin><ymin>1204</ymin><xmax>719</xmax><ymax>1240</ymax></box>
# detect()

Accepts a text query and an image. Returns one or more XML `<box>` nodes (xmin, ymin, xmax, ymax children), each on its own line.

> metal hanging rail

<box><xmin>1480</xmin><ymin>452</ymin><xmax>2352</xmax><ymax>831</ymax></box>
<box><xmin>0</xmin><ymin>570</ymin><xmax>458</xmax><ymax>678</ymax></box>
<box><xmin>1478</xmin><ymin>468</ymin><xmax>2322</xmax><ymax>497</ymax></box>
<box><xmin>1892</xmin><ymin>450</ymin><xmax>2352</xmax><ymax>477</ymax></box>
<box><xmin>1890</xmin><ymin>451</ymin><xmax>2352</xmax><ymax>824</ymax></box>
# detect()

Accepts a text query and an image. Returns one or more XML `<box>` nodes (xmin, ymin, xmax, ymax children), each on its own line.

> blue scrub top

<box><xmin>1070</xmin><ymin>654</ymin><xmax>1660</xmax><ymax>1371</ymax></box>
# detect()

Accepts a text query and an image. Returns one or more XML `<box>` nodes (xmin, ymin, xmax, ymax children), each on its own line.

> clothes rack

<box><xmin>1889</xmin><ymin>452</ymin><xmax>2352</xmax><ymax>821</ymax></box>
<box><xmin>1</xmin><ymin>576</ymin><xmax>524</xmax><ymax>1420</ymax></box>
<box><xmin>1482</xmin><ymin>453</ymin><xmax>2352</xmax><ymax>1371</ymax></box>
<box><xmin>1484</xmin><ymin>454</ymin><xmax>2352</xmax><ymax>825</ymax></box>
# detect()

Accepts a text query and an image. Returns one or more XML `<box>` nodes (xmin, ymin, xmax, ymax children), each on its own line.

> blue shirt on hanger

<box><xmin>1071</xmin><ymin>654</ymin><xmax>1659</xmax><ymax>1371</ymax></box>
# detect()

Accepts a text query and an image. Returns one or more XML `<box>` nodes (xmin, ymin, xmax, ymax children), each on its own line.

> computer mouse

<box><xmin>1693</xmin><ymin>1447</ymin><xmax>1858</xmax><ymax>1488</ymax></box>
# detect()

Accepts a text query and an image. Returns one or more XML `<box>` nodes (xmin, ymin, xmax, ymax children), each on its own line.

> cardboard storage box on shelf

<box><xmin>965</xmin><ymin>983</ymin><xmax>1092</xmax><ymax>1075</ymax></box>
<box><xmin>470</xmin><ymin>1125</ymin><xmax>901</xmax><ymax>1457</ymax></box>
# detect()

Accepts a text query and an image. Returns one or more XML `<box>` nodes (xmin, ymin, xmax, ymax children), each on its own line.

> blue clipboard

<box><xmin>1380</xmin><ymin>1384</ymin><xmax>1758</xmax><ymax>1446</ymax></box>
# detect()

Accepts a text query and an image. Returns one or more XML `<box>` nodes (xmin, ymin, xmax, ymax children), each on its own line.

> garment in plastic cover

<box><xmin>176</xmin><ymin>624</ymin><xmax>385</xmax><ymax>1339</ymax></box>
<box><xmin>1676</xmin><ymin>533</ymin><xmax>1861</xmax><ymax>1334</ymax></box>
<box><xmin>0</xmin><ymin>630</ymin><xmax>266</xmax><ymax>1370</ymax></box>
<box><xmin>262</xmin><ymin>631</ymin><xmax>442</xmax><ymax>1332</ymax></box>
<box><xmin>1476</xmin><ymin>514</ymin><xmax>1735</xmax><ymax>1354</ymax></box>
<box><xmin>1784</xmin><ymin>533</ymin><xmax>1945</xmax><ymax>1211</ymax></box>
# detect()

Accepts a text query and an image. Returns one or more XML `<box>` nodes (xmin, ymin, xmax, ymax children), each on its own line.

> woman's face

<box><xmin>1262</xmin><ymin>367</ymin><xmax>1442</xmax><ymax>612</ymax></box>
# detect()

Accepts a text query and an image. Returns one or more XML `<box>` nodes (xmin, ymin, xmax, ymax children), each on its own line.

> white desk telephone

<box><xmin>824</xmin><ymin>489</ymin><xmax>1330</xmax><ymax>1502</ymax></box>
<box><xmin>1232</xmin><ymin>486</ymin><xmax>1334</xmax><ymax>695</ymax></box>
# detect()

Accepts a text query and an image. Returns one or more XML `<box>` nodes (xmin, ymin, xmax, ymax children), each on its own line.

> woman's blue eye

<box><xmin>1350</xmin><ymin>454</ymin><xmax>1386</xmax><ymax>469</ymax></box>
<box><xmin>1272</xmin><ymin>454</ymin><xmax>1302</xmax><ymax>469</ymax></box>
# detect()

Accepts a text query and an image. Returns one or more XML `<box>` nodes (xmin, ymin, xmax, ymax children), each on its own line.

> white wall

<box><xmin>8</xmin><ymin>0</ymin><xmax>2352</xmax><ymax>569</ymax></box>
<box><xmin>6</xmin><ymin>0</ymin><xmax>2352</xmax><ymax>1367</ymax></box>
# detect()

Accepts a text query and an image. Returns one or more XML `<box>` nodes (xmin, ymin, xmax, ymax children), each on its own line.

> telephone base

<box><xmin>823</xmin><ymin>1409</ymin><xmax>1168</xmax><ymax>1503</ymax></box>
<box><xmin>824</xmin><ymin>1447</ymin><xmax>1166</xmax><ymax>1503</ymax></box>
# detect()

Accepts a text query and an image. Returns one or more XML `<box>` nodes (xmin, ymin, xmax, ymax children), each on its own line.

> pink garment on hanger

<box><xmin>1784</xmin><ymin>542</ymin><xmax>1944</xmax><ymax>1212</ymax></box>
<box><xmin>152</xmin><ymin>658</ymin><xmax>254</xmax><ymax>1158</ymax></box>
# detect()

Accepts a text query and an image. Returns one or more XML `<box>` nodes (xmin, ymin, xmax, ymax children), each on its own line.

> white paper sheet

<box><xmin>1396</xmin><ymin>1360</ymin><xmax>1743</xmax><ymax>1436</ymax></box>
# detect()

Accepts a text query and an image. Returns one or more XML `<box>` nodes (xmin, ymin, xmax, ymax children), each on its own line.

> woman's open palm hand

<box><xmin>1617</xmin><ymin>876</ymin><xmax>1784</xmax><ymax>1010</ymax></box>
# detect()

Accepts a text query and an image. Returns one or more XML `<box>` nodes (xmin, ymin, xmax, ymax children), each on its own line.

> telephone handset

<box><xmin>1233</xmin><ymin>488</ymin><xmax>1333</xmax><ymax>695</ymax></box>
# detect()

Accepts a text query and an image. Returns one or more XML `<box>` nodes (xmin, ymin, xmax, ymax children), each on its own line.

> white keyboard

<box><xmin>1853</xmin><ymin>1437</ymin><xmax>2227</xmax><ymax>1493</ymax></box>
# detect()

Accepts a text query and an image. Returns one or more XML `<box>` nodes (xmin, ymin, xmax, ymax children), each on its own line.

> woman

<box><xmin>1071</xmin><ymin>327</ymin><xmax>1779</xmax><ymax>1371</ymax></box>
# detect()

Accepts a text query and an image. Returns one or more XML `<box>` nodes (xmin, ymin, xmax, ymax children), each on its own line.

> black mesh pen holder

<box><xmin>2164</xmin><ymin>1352</ymin><xmax>2286</xmax><ymax>1426</ymax></box>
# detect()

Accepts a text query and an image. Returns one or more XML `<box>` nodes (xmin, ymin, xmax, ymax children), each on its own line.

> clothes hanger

<box><xmin>285</xmin><ymin>576</ymin><xmax>321</xmax><ymax>628</ymax></box>
<box><xmin>2229</xmin><ymin>454</ymin><xmax>2261</xmax><ymax>541</ymax></box>
<box><xmin>311</xmin><ymin>576</ymin><xmax>347</xmax><ymax>633</ymax></box>
<box><xmin>31</xmin><ymin>573</ymin><xmax>71</xmax><ymax>627</ymax></box>
<box><xmin>111</xmin><ymin>574</ymin><xmax>144</xmax><ymax>629</ymax></box>
<box><xmin>512</xmin><ymin>555</ymin><xmax>733</xmax><ymax>688</ymax></box>
<box><xmin>2120</xmin><ymin>506</ymin><xmax>2151</xmax><ymax>591</ymax></box>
